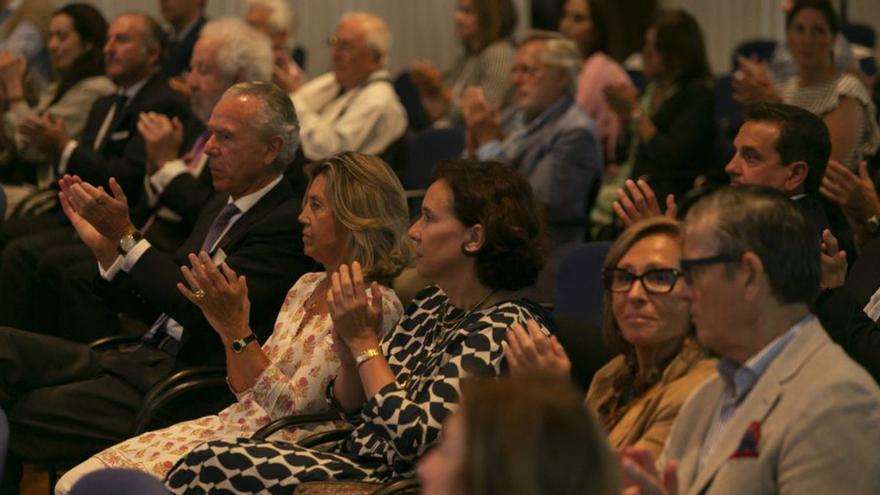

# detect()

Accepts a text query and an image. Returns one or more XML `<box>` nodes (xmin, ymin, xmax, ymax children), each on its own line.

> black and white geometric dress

<box><xmin>164</xmin><ymin>286</ymin><xmax>551</xmax><ymax>494</ymax></box>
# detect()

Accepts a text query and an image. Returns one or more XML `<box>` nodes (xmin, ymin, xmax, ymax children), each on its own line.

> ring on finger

<box><xmin>193</xmin><ymin>288</ymin><xmax>206</xmax><ymax>300</ymax></box>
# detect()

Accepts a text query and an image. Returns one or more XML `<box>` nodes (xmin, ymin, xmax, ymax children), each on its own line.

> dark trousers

<box><xmin>0</xmin><ymin>327</ymin><xmax>175</xmax><ymax>491</ymax></box>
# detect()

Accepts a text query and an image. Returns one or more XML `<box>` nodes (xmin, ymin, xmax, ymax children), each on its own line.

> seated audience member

<box><xmin>410</xmin><ymin>0</ymin><xmax>517</xmax><ymax>126</ymax></box>
<box><xmin>615</xmin><ymin>103</ymin><xmax>849</xmax><ymax>251</ymax></box>
<box><xmin>507</xmin><ymin>217</ymin><xmax>715</xmax><ymax>457</ymax></box>
<box><xmin>164</xmin><ymin>160</ymin><xmax>552</xmax><ymax>492</ymax></box>
<box><xmin>245</xmin><ymin>0</ymin><xmax>304</xmax><ymax>94</ymax></box>
<box><xmin>0</xmin><ymin>17</ymin><xmax>274</xmax><ymax>343</ymax></box>
<box><xmin>462</xmin><ymin>32</ymin><xmax>601</xmax><ymax>247</ymax></box>
<box><xmin>418</xmin><ymin>377</ymin><xmax>620</xmax><ymax>495</ymax></box>
<box><xmin>290</xmin><ymin>12</ymin><xmax>406</xmax><ymax>161</ymax></box>
<box><xmin>0</xmin><ymin>0</ymin><xmax>52</xmax><ymax>92</ymax></box>
<box><xmin>622</xmin><ymin>186</ymin><xmax>880</xmax><ymax>495</ymax></box>
<box><xmin>0</xmin><ymin>82</ymin><xmax>310</xmax><ymax>492</ymax></box>
<box><xmin>0</xmin><ymin>13</ymin><xmax>194</xmax><ymax>325</ymax></box>
<box><xmin>559</xmin><ymin>0</ymin><xmax>634</xmax><ymax>163</ymax></box>
<box><xmin>769</xmin><ymin>0</ymin><xmax>855</xmax><ymax>81</ymax></box>
<box><xmin>734</xmin><ymin>0</ymin><xmax>879</xmax><ymax>170</ymax></box>
<box><xmin>55</xmin><ymin>152</ymin><xmax>410</xmax><ymax>493</ymax></box>
<box><xmin>591</xmin><ymin>8</ymin><xmax>714</xmax><ymax>238</ymax></box>
<box><xmin>0</xmin><ymin>3</ymin><xmax>115</xmax><ymax>202</ymax></box>
<box><xmin>159</xmin><ymin>0</ymin><xmax>207</xmax><ymax>79</ymax></box>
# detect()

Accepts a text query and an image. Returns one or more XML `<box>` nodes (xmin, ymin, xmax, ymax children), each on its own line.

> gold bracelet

<box><xmin>355</xmin><ymin>348</ymin><xmax>382</xmax><ymax>367</ymax></box>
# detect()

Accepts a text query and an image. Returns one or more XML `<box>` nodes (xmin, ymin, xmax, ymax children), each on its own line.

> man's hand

<box><xmin>820</xmin><ymin>160</ymin><xmax>880</xmax><ymax>225</ymax></box>
<box><xmin>137</xmin><ymin>112</ymin><xmax>183</xmax><ymax>176</ymax></box>
<box><xmin>613</xmin><ymin>179</ymin><xmax>678</xmax><ymax>227</ymax></box>
<box><xmin>460</xmin><ymin>86</ymin><xmax>501</xmax><ymax>148</ymax></box>
<box><xmin>18</xmin><ymin>114</ymin><xmax>69</xmax><ymax>159</ymax></box>
<box><xmin>58</xmin><ymin>176</ymin><xmax>118</xmax><ymax>268</ymax></box>
<box><xmin>61</xmin><ymin>175</ymin><xmax>136</xmax><ymax>244</ymax></box>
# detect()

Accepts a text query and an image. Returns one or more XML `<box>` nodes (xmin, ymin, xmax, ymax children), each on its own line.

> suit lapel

<box><xmin>673</xmin><ymin>380</ymin><xmax>724</xmax><ymax>490</ymax></box>
<box><xmin>687</xmin><ymin>320</ymin><xmax>827</xmax><ymax>494</ymax></box>
<box><xmin>214</xmin><ymin>179</ymin><xmax>294</xmax><ymax>254</ymax></box>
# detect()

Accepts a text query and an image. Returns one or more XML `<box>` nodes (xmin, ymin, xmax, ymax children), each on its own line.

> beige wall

<box><xmin>60</xmin><ymin>0</ymin><xmax>880</xmax><ymax>77</ymax></box>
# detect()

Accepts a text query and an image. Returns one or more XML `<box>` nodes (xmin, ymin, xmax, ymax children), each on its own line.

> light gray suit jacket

<box><xmin>662</xmin><ymin>317</ymin><xmax>880</xmax><ymax>495</ymax></box>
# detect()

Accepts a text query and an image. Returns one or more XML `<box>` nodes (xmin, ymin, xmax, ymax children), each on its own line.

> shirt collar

<box><xmin>226</xmin><ymin>174</ymin><xmax>283</xmax><ymax>213</ymax></box>
<box><xmin>514</xmin><ymin>95</ymin><xmax>572</xmax><ymax>133</ymax></box>
<box><xmin>717</xmin><ymin>313</ymin><xmax>814</xmax><ymax>403</ymax></box>
<box><xmin>120</xmin><ymin>76</ymin><xmax>150</xmax><ymax>99</ymax></box>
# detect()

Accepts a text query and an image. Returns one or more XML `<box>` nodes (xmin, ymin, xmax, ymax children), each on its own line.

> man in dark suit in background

<box><xmin>0</xmin><ymin>12</ymin><xmax>195</xmax><ymax>332</ymax></box>
<box><xmin>160</xmin><ymin>0</ymin><xmax>208</xmax><ymax>79</ymax></box>
<box><xmin>24</xmin><ymin>18</ymin><xmax>275</xmax><ymax>343</ymax></box>
<box><xmin>0</xmin><ymin>81</ymin><xmax>310</xmax><ymax>491</ymax></box>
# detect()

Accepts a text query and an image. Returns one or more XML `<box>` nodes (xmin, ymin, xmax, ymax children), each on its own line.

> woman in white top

<box><xmin>0</xmin><ymin>3</ymin><xmax>115</xmax><ymax>188</ymax></box>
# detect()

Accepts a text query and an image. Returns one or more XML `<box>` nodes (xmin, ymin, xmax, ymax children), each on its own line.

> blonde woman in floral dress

<box><xmin>55</xmin><ymin>152</ymin><xmax>412</xmax><ymax>494</ymax></box>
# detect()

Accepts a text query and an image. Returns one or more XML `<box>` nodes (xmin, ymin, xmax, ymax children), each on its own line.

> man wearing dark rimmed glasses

<box><xmin>290</xmin><ymin>12</ymin><xmax>406</xmax><ymax>161</ymax></box>
<box><xmin>621</xmin><ymin>186</ymin><xmax>880</xmax><ymax>495</ymax></box>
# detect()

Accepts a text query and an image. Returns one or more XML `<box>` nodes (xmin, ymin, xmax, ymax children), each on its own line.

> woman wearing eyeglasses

<box><xmin>506</xmin><ymin>216</ymin><xmax>715</xmax><ymax>456</ymax></box>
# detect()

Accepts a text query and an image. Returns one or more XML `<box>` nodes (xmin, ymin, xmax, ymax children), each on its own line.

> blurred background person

<box><xmin>418</xmin><ymin>377</ymin><xmax>620</xmax><ymax>495</ymax></box>
<box><xmin>0</xmin><ymin>3</ymin><xmax>115</xmax><ymax>212</ymax></box>
<box><xmin>0</xmin><ymin>0</ymin><xmax>52</xmax><ymax>94</ymax></box>
<box><xmin>591</xmin><ymin>8</ymin><xmax>714</xmax><ymax>240</ymax></box>
<box><xmin>410</xmin><ymin>0</ymin><xmax>517</xmax><ymax>127</ymax></box>
<box><xmin>245</xmin><ymin>0</ymin><xmax>304</xmax><ymax>94</ymax></box>
<box><xmin>559</xmin><ymin>0</ymin><xmax>633</xmax><ymax>164</ymax></box>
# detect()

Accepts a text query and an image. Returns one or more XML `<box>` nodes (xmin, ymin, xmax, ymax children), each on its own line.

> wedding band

<box><xmin>194</xmin><ymin>289</ymin><xmax>206</xmax><ymax>300</ymax></box>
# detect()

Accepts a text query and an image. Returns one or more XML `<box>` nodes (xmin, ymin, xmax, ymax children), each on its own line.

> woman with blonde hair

<box><xmin>55</xmin><ymin>152</ymin><xmax>411</xmax><ymax>494</ymax></box>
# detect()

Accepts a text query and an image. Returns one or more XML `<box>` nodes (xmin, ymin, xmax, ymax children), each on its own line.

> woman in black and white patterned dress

<box><xmin>164</xmin><ymin>160</ymin><xmax>553</xmax><ymax>493</ymax></box>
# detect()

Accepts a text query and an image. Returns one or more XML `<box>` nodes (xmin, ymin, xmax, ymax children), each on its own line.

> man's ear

<box><xmin>783</xmin><ymin>160</ymin><xmax>809</xmax><ymax>194</ymax></box>
<box><xmin>462</xmin><ymin>223</ymin><xmax>485</xmax><ymax>255</ymax></box>
<box><xmin>739</xmin><ymin>251</ymin><xmax>765</xmax><ymax>302</ymax></box>
<box><xmin>263</xmin><ymin>135</ymin><xmax>284</xmax><ymax>167</ymax></box>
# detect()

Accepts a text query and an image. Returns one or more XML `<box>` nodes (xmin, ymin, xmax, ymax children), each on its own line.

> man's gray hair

<box><xmin>199</xmin><ymin>18</ymin><xmax>273</xmax><ymax>83</ymax></box>
<box><xmin>246</xmin><ymin>0</ymin><xmax>296</xmax><ymax>49</ymax></box>
<box><xmin>224</xmin><ymin>82</ymin><xmax>300</xmax><ymax>172</ymax></box>
<box><xmin>519</xmin><ymin>31</ymin><xmax>582</xmax><ymax>94</ymax></box>
<box><xmin>340</xmin><ymin>12</ymin><xmax>392</xmax><ymax>66</ymax></box>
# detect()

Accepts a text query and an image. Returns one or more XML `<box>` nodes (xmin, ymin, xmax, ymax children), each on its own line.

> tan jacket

<box><xmin>662</xmin><ymin>318</ymin><xmax>880</xmax><ymax>495</ymax></box>
<box><xmin>586</xmin><ymin>338</ymin><xmax>716</xmax><ymax>457</ymax></box>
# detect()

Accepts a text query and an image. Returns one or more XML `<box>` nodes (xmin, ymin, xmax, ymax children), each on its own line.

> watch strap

<box><xmin>231</xmin><ymin>333</ymin><xmax>258</xmax><ymax>353</ymax></box>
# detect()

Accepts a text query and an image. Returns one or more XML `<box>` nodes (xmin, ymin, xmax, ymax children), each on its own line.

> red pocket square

<box><xmin>730</xmin><ymin>421</ymin><xmax>761</xmax><ymax>459</ymax></box>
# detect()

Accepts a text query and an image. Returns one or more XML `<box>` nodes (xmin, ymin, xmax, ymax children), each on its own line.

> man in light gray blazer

<box><xmin>623</xmin><ymin>186</ymin><xmax>880</xmax><ymax>495</ymax></box>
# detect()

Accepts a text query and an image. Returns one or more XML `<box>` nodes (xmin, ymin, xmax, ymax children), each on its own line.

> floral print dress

<box><xmin>89</xmin><ymin>272</ymin><xmax>403</xmax><ymax>478</ymax></box>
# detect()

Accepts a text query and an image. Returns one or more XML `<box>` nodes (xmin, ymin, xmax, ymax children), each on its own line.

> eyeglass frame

<box><xmin>679</xmin><ymin>253</ymin><xmax>739</xmax><ymax>283</ymax></box>
<box><xmin>602</xmin><ymin>267</ymin><xmax>684</xmax><ymax>295</ymax></box>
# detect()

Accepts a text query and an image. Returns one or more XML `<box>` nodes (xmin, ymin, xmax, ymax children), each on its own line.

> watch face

<box><xmin>232</xmin><ymin>341</ymin><xmax>244</xmax><ymax>352</ymax></box>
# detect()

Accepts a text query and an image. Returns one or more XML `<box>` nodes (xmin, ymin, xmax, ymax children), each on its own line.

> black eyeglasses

<box><xmin>679</xmin><ymin>253</ymin><xmax>738</xmax><ymax>283</ymax></box>
<box><xmin>603</xmin><ymin>267</ymin><xmax>682</xmax><ymax>295</ymax></box>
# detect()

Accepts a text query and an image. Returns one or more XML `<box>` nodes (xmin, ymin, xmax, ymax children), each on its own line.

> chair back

<box><xmin>394</xmin><ymin>71</ymin><xmax>429</xmax><ymax>132</ymax></box>
<box><xmin>554</xmin><ymin>242</ymin><xmax>616</xmax><ymax>390</ymax></box>
<box><xmin>556</xmin><ymin>242</ymin><xmax>611</xmax><ymax>326</ymax></box>
<box><xmin>843</xmin><ymin>23</ymin><xmax>876</xmax><ymax>48</ymax></box>
<box><xmin>0</xmin><ymin>186</ymin><xmax>6</xmax><ymax>221</ymax></box>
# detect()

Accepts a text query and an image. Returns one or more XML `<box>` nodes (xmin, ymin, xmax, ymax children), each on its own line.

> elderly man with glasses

<box><xmin>289</xmin><ymin>12</ymin><xmax>406</xmax><ymax>161</ymax></box>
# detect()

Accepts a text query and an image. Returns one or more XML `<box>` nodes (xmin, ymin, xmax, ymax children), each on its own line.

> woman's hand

<box><xmin>0</xmin><ymin>52</ymin><xmax>27</xmax><ymax>99</ymax></box>
<box><xmin>505</xmin><ymin>319</ymin><xmax>571</xmax><ymax>380</ymax></box>
<box><xmin>178</xmin><ymin>252</ymin><xmax>252</xmax><ymax>342</ymax></box>
<box><xmin>327</xmin><ymin>261</ymin><xmax>383</xmax><ymax>354</ymax></box>
<box><xmin>604</xmin><ymin>82</ymin><xmax>639</xmax><ymax>118</ymax></box>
